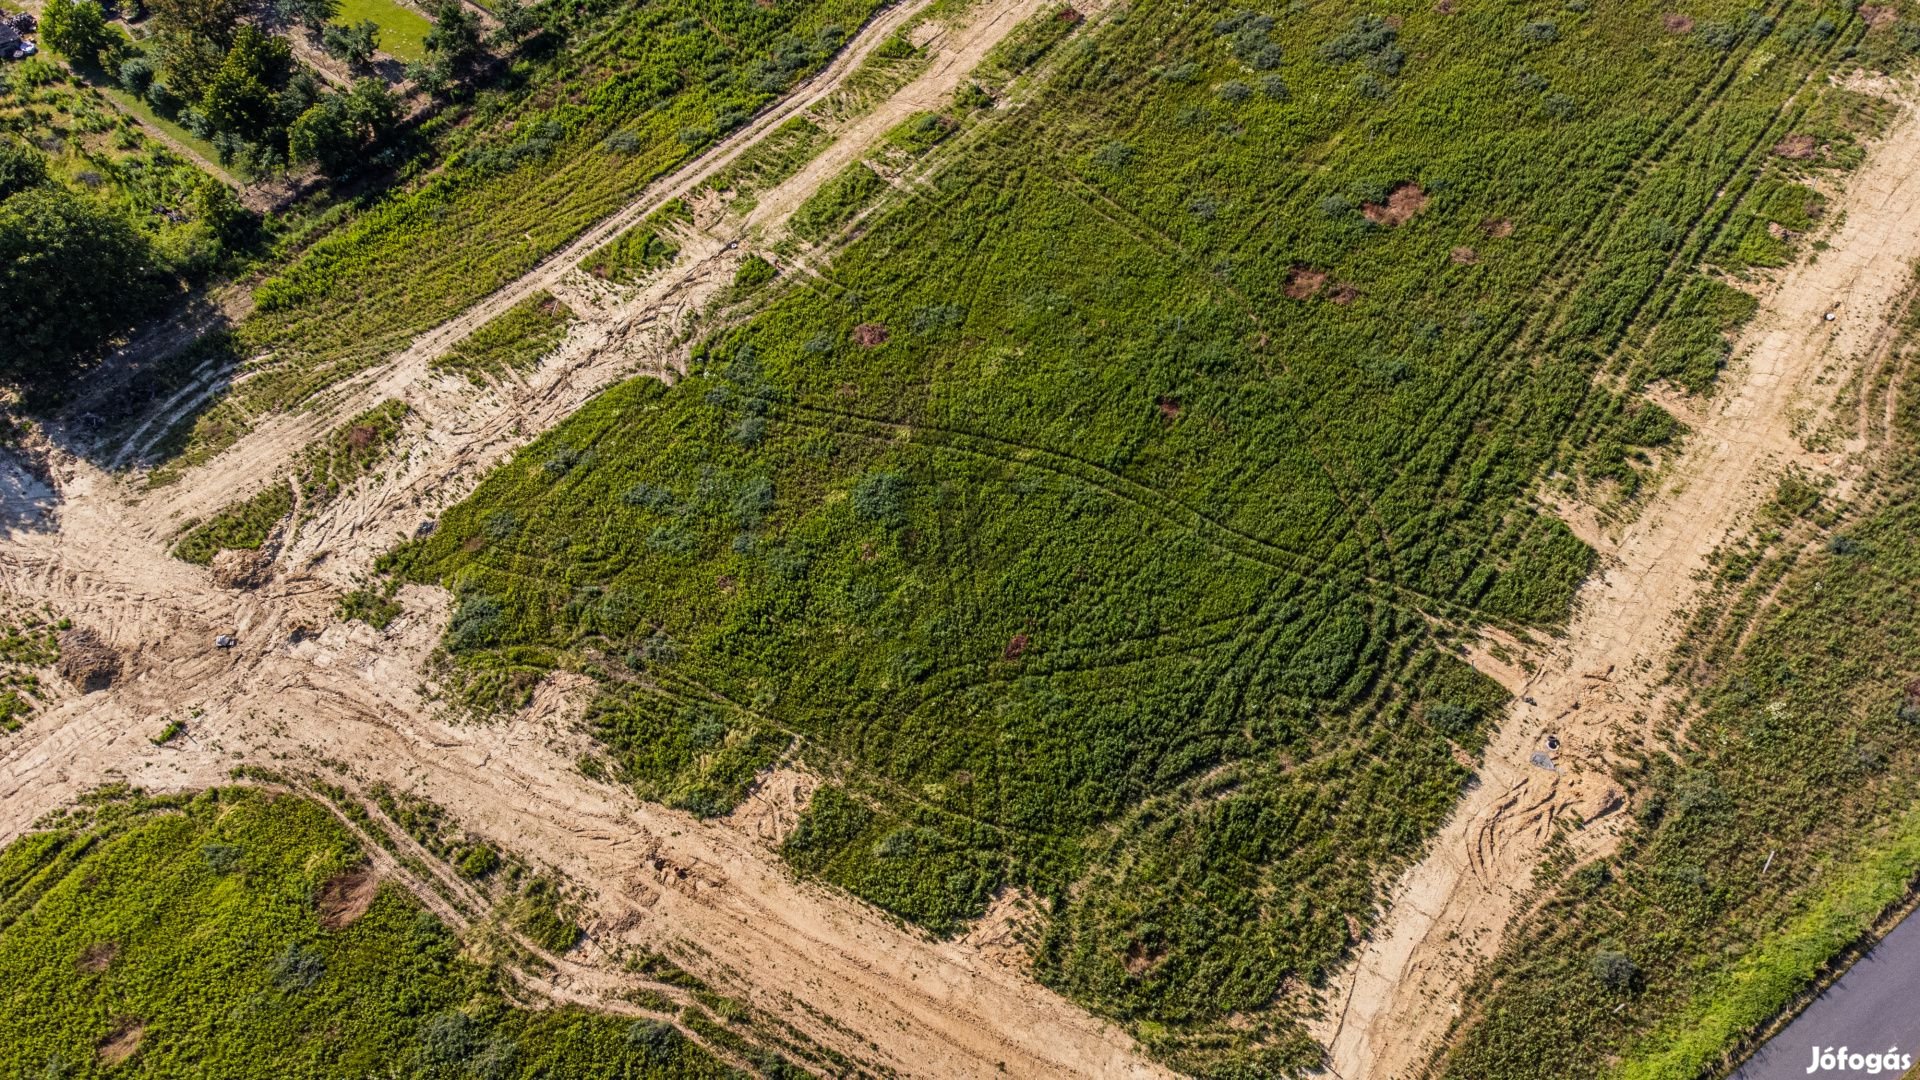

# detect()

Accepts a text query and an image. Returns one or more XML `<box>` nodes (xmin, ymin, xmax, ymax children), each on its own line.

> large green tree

<box><xmin>423</xmin><ymin>0</ymin><xmax>483</xmax><ymax>70</ymax></box>
<box><xmin>199</xmin><ymin>25</ymin><xmax>295</xmax><ymax>141</ymax></box>
<box><xmin>148</xmin><ymin>0</ymin><xmax>248</xmax><ymax>45</ymax></box>
<box><xmin>0</xmin><ymin>188</ymin><xmax>164</xmax><ymax>386</ymax></box>
<box><xmin>0</xmin><ymin>140</ymin><xmax>48</xmax><ymax>202</ymax></box>
<box><xmin>39</xmin><ymin>0</ymin><xmax>115</xmax><ymax>66</ymax></box>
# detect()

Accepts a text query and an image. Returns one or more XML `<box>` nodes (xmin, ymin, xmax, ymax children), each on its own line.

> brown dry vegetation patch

<box><xmin>852</xmin><ymin>322</ymin><xmax>890</xmax><ymax>347</ymax></box>
<box><xmin>1329</xmin><ymin>284</ymin><xmax>1360</xmax><ymax>305</ymax></box>
<box><xmin>1775</xmin><ymin>133</ymin><xmax>1820</xmax><ymax>159</ymax></box>
<box><xmin>1123</xmin><ymin>937</ymin><xmax>1165</xmax><ymax>976</ymax></box>
<box><xmin>98</xmin><ymin>1021</ymin><xmax>143</xmax><ymax>1066</ymax></box>
<box><xmin>317</xmin><ymin>866</ymin><xmax>379</xmax><ymax>930</ymax></box>
<box><xmin>1480</xmin><ymin>216</ymin><xmax>1515</xmax><ymax>238</ymax></box>
<box><xmin>1362</xmin><ymin>183</ymin><xmax>1429</xmax><ymax>227</ymax></box>
<box><xmin>1156</xmin><ymin>397</ymin><xmax>1181</xmax><ymax>419</ymax></box>
<box><xmin>1434</xmin><ymin>0</ymin><xmax>1456</xmax><ymax>13</ymax></box>
<box><xmin>1663</xmin><ymin>12</ymin><xmax>1694</xmax><ymax>32</ymax></box>
<box><xmin>56</xmin><ymin>627</ymin><xmax>120</xmax><ymax>693</ymax></box>
<box><xmin>1004</xmin><ymin>633</ymin><xmax>1029</xmax><ymax>659</ymax></box>
<box><xmin>1860</xmin><ymin>3</ymin><xmax>1898</xmax><ymax>26</ymax></box>
<box><xmin>1284</xmin><ymin>266</ymin><xmax>1327</xmax><ymax>299</ymax></box>
<box><xmin>1057</xmin><ymin>5</ymin><xmax>1083</xmax><ymax>23</ymax></box>
<box><xmin>77</xmin><ymin>941</ymin><xmax>118</xmax><ymax>973</ymax></box>
<box><xmin>1450</xmin><ymin>245</ymin><xmax>1479</xmax><ymax>265</ymax></box>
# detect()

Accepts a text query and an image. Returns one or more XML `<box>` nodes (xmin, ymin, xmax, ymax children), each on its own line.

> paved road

<box><xmin>1730</xmin><ymin>911</ymin><xmax>1920</xmax><ymax>1079</ymax></box>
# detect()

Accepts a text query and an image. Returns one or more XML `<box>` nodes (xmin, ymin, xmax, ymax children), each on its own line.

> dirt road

<box><xmin>0</xmin><ymin>1</ymin><xmax>1170</xmax><ymax>1076</ymax></box>
<box><xmin>1312</xmin><ymin>89</ymin><xmax>1920</xmax><ymax>1078</ymax></box>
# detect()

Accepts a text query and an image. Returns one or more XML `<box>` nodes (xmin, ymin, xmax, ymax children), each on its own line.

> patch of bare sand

<box><xmin>1314</xmin><ymin>89</ymin><xmax>1920</xmax><ymax>1079</ymax></box>
<box><xmin>959</xmin><ymin>886</ymin><xmax>1044</xmax><ymax>974</ymax></box>
<box><xmin>723</xmin><ymin>766</ymin><xmax>819</xmax><ymax>848</ymax></box>
<box><xmin>77</xmin><ymin>941</ymin><xmax>117</xmax><ymax>973</ymax></box>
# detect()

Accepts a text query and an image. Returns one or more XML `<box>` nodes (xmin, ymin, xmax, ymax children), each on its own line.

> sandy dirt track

<box><xmin>1313</xmin><ymin>87</ymin><xmax>1920</xmax><ymax>1078</ymax></box>
<box><xmin>0</xmin><ymin>1</ymin><xmax>1170</xmax><ymax>1076</ymax></box>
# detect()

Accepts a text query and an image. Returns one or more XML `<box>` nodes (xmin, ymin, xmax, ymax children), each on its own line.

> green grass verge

<box><xmin>786</xmin><ymin>160</ymin><xmax>885</xmax><ymax>243</ymax></box>
<box><xmin>433</xmin><ymin>292</ymin><xmax>575</xmax><ymax>382</ymax></box>
<box><xmin>1615</xmin><ymin>803</ymin><xmax>1920</xmax><ymax>1079</ymax></box>
<box><xmin>580</xmin><ymin>227</ymin><xmax>680</xmax><ymax>286</ymax></box>
<box><xmin>172</xmin><ymin>482</ymin><xmax>295</xmax><ymax>565</ymax></box>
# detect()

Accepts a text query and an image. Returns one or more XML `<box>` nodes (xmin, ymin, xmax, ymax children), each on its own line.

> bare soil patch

<box><xmin>960</xmin><ymin>886</ymin><xmax>1044</xmax><ymax>973</ymax></box>
<box><xmin>1480</xmin><ymin>216</ymin><xmax>1515</xmax><ymax>238</ymax></box>
<box><xmin>1450</xmin><ymin>246</ymin><xmax>1479</xmax><ymax>265</ymax></box>
<box><xmin>317</xmin><ymin>865</ymin><xmax>380</xmax><ymax>929</ymax></box>
<box><xmin>56</xmin><ymin>627</ymin><xmax>120</xmax><ymax>693</ymax></box>
<box><xmin>1664</xmin><ymin>12</ymin><xmax>1695</xmax><ymax>32</ymax></box>
<box><xmin>1775</xmin><ymin>132</ymin><xmax>1820</xmax><ymax>159</ymax></box>
<box><xmin>77</xmin><ymin>941</ymin><xmax>118</xmax><ymax>973</ymax></box>
<box><xmin>1860</xmin><ymin>4</ymin><xmax>1898</xmax><ymax>27</ymax></box>
<box><xmin>1361</xmin><ymin>183</ymin><xmax>1430</xmax><ymax>227</ymax></box>
<box><xmin>724</xmin><ymin>766</ymin><xmax>820</xmax><ymax>847</ymax></box>
<box><xmin>98</xmin><ymin>1020</ymin><xmax>143</xmax><ymax>1066</ymax></box>
<box><xmin>1284</xmin><ymin>266</ymin><xmax>1327</xmax><ymax>299</ymax></box>
<box><xmin>1328</xmin><ymin>283</ymin><xmax>1360</xmax><ymax>305</ymax></box>
<box><xmin>852</xmin><ymin>322</ymin><xmax>890</xmax><ymax>347</ymax></box>
<box><xmin>210</xmin><ymin>548</ymin><xmax>272</xmax><ymax>590</ymax></box>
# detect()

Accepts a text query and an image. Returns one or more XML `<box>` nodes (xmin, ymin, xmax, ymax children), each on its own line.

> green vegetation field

<box><xmin>0</xmin><ymin>785</ymin><xmax>732</xmax><ymax>1078</ymax></box>
<box><xmin>373</xmin><ymin>0</ymin><xmax>1910</xmax><ymax>1070</ymax></box>
<box><xmin>333</xmin><ymin>0</ymin><xmax>434</xmax><ymax>62</ymax></box>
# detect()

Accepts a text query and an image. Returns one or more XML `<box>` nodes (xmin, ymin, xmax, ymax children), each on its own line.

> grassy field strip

<box><xmin>332</xmin><ymin>0</ymin><xmax>433</xmax><ymax>62</ymax></box>
<box><xmin>1614</xmin><ymin>799</ymin><xmax>1920</xmax><ymax>1079</ymax></box>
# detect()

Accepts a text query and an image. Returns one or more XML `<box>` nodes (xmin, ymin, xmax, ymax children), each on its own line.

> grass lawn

<box><xmin>333</xmin><ymin>0</ymin><xmax>432</xmax><ymax>62</ymax></box>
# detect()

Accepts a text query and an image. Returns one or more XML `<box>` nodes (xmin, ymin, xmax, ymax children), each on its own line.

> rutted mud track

<box><xmin>0</xmin><ymin>1</ymin><xmax>1168</xmax><ymax>1076</ymax></box>
<box><xmin>1315</xmin><ymin>87</ymin><xmax>1920</xmax><ymax>1079</ymax></box>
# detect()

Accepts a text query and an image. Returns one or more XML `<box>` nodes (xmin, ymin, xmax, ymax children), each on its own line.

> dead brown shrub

<box><xmin>1361</xmin><ymin>183</ymin><xmax>1430</xmax><ymax>227</ymax></box>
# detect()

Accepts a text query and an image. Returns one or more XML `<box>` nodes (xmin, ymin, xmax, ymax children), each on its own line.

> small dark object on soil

<box><xmin>215</xmin><ymin>635</ymin><xmax>237</xmax><ymax>649</ymax></box>
<box><xmin>416</xmin><ymin>519</ymin><xmax>436</xmax><ymax>536</ymax></box>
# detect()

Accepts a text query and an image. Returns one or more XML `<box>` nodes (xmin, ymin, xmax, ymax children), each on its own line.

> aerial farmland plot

<box><xmin>8</xmin><ymin>0</ymin><xmax>1920</xmax><ymax>1074</ymax></box>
